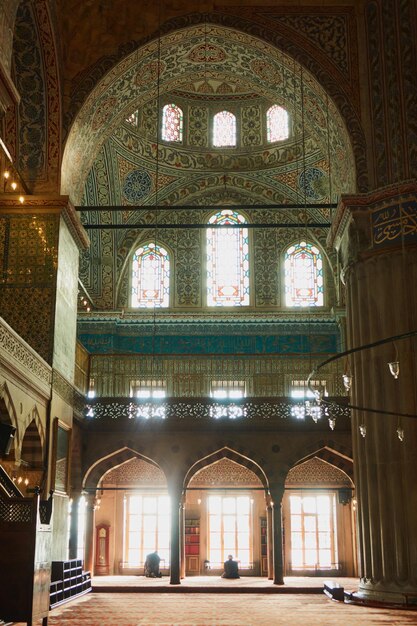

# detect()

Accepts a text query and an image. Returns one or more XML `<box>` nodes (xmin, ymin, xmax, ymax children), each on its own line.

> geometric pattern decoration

<box><xmin>298</xmin><ymin>167</ymin><xmax>328</xmax><ymax>201</ymax></box>
<box><xmin>102</xmin><ymin>457</ymin><xmax>167</xmax><ymax>486</ymax></box>
<box><xmin>284</xmin><ymin>241</ymin><xmax>324</xmax><ymax>307</ymax></box>
<box><xmin>190</xmin><ymin>458</ymin><xmax>263</xmax><ymax>487</ymax></box>
<box><xmin>286</xmin><ymin>457</ymin><xmax>352</xmax><ymax>486</ymax></box>
<box><xmin>122</xmin><ymin>169</ymin><xmax>152</xmax><ymax>203</ymax></box>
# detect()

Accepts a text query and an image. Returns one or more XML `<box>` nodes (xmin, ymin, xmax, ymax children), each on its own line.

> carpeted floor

<box><xmin>12</xmin><ymin>591</ymin><xmax>417</xmax><ymax>626</ymax></box>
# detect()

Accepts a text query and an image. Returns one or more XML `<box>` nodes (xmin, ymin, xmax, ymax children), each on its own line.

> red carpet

<box><xmin>32</xmin><ymin>592</ymin><xmax>417</xmax><ymax>626</ymax></box>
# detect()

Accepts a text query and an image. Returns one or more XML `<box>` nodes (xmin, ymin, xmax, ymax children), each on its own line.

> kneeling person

<box><xmin>222</xmin><ymin>554</ymin><xmax>240</xmax><ymax>579</ymax></box>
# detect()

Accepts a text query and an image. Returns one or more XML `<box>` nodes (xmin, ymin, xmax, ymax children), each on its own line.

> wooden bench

<box><xmin>323</xmin><ymin>580</ymin><xmax>345</xmax><ymax>601</ymax></box>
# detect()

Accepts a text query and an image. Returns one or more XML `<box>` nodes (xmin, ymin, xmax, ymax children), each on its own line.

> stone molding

<box><xmin>0</xmin><ymin>316</ymin><xmax>52</xmax><ymax>397</ymax></box>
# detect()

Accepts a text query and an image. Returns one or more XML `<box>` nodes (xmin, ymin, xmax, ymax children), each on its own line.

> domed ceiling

<box><xmin>64</xmin><ymin>24</ymin><xmax>355</xmax><ymax>310</ymax></box>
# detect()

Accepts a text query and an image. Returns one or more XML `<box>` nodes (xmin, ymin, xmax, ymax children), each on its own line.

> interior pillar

<box><xmin>68</xmin><ymin>490</ymin><xmax>82</xmax><ymax>560</ymax></box>
<box><xmin>169</xmin><ymin>483</ymin><xmax>182</xmax><ymax>585</ymax></box>
<box><xmin>270</xmin><ymin>484</ymin><xmax>285</xmax><ymax>585</ymax></box>
<box><xmin>329</xmin><ymin>183</ymin><xmax>417</xmax><ymax>604</ymax></box>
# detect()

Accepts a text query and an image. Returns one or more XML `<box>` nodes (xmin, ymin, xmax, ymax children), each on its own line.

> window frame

<box><xmin>283</xmin><ymin>240</ymin><xmax>325</xmax><ymax>308</ymax></box>
<box><xmin>205</xmin><ymin>209</ymin><xmax>250</xmax><ymax>307</ymax></box>
<box><xmin>130</xmin><ymin>241</ymin><xmax>171</xmax><ymax>309</ymax></box>
<box><xmin>212</xmin><ymin>109</ymin><xmax>237</xmax><ymax>148</ymax></box>
<box><xmin>161</xmin><ymin>102</ymin><xmax>184</xmax><ymax>143</ymax></box>
<box><xmin>266</xmin><ymin>104</ymin><xmax>290</xmax><ymax>143</ymax></box>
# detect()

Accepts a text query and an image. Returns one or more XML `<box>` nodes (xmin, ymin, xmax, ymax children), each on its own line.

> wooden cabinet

<box><xmin>185</xmin><ymin>519</ymin><xmax>200</xmax><ymax>575</ymax></box>
<box><xmin>50</xmin><ymin>559</ymin><xmax>91</xmax><ymax>608</ymax></box>
<box><xmin>0</xmin><ymin>493</ymin><xmax>52</xmax><ymax>626</ymax></box>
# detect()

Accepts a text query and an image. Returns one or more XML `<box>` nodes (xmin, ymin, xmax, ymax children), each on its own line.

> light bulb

<box><xmin>328</xmin><ymin>418</ymin><xmax>336</xmax><ymax>431</ymax></box>
<box><xmin>397</xmin><ymin>426</ymin><xmax>404</xmax><ymax>442</ymax></box>
<box><xmin>388</xmin><ymin>361</ymin><xmax>399</xmax><ymax>379</ymax></box>
<box><xmin>3</xmin><ymin>171</ymin><xmax>10</xmax><ymax>179</ymax></box>
<box><xmin>11</xmin><ymin>181</ymin><xmax>17</xmax><ymax>191</ymax></box>
<box><xmin>310</xmin><ymin>406</ymin><xmax>321</xmax><ymax>423</ymax></box>
<box><xmin>19</xmin><ymin>195</ymin><xmax>25</xmax><ymax>204</ymax></box>
<box><xmin>359</xmin><ymin>424</ymin><xmax>366</xmax><ymax>438</ymax></box>
<box><xmin>342</xmin><ymin>373</ymin><xmax>352</xmax><ymax>392</ymax></box>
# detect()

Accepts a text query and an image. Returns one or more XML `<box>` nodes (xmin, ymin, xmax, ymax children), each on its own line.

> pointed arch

<box><xmin>0</xmin><ymin>382</ymin><xmax>19</xmax><ymax>442</ymax></box>
<box><xmin>83</xmin><ymin>447</ymin><xmax>167</xmax><ymax>490</ymax></box>
<box><xmin>21</xmin><ymin>417</ymin><xmax>43</xmax><ymax>468</ymax></box>
<box><xmin>285</xmin><ymin>445</ymin><xmax>353</xmax><ymax>482</ymax></box>
<box><xmin>184</xmin><ymin>447</ymin><xmax>269</xmax><ymax>492</ymax></box>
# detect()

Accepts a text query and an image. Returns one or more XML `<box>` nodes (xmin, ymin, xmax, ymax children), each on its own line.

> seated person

<box><xmin>221</xmin><ymin>554</ymin><xmax>240</xmax><ymax>579</ymax></box>
<box><xmin>144</xmin><ymin>551</ymin><xmax>162</xmax><ymax>578</ymax></box>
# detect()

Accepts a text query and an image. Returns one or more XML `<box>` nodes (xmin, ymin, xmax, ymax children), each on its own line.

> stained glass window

<box><xmin>206</xmin><ymin>210</ymin><xmax>249</xmax><ymax>306</ymax></box>
<box><xmin>285</xmin><ymin>241</ymin><xmax>324</xmax><ymax>307</ymax></box>
<box><xmin>266</xmin><ymin>105</ymin><xmax>289</xmax><ymax>142</ymax></box>
<box><xmin>161</xmin><ymin>103</ymin><xmax>183</xmax><ymax>142</ymax></box>
<box><xmin>131</xmin><ymin>243</ymin><xmax>170</xmax><ymax>308</ymax></box>
<box><xmin>213</xmin><ymin>111</ymin><xmax>236</xmax><ymax>147</ymax></box>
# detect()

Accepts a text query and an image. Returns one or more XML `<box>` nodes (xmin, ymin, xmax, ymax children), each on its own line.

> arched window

<box><xmin>213</xmin><ymin>111</ymin><xmax>236</xmax><ymax>147</ymax></box>
<box><xmin>267</xmin><ymin>105</ymin><xmax>289</xmax><ymax>142</ymax></box>
<box><xmin>285</xmin><ymin>241</ymin><xmax>324</xmax><ymax>307</ymax></box>
<box><xmin>131</xmin><ymin>243</ymin><xmax>170</xmax><ymax>308</ymax></box>
<box><xmin>206</xmin><ymin>210</ymin><xmax>249</xmax><ymax>306</ymax></box>
<box><xmin>161</xmin><ymin>103</ymin><xmax>183</xmax><ymax>142</ymax></box>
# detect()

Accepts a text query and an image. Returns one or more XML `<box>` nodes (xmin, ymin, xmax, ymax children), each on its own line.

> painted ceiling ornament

<box><xmin>250</xmin><ymin>59</ymin><xmax>283</xmax><ymax>85</ymax></box>
<box><xmin>123</xmin><ymin>169</ymin><xmax>152</xmax><ymax>203</ymax></box>
<box><xmin>135</xmin><ymin>59</ymin><xmax>166</xmax><ymax>88</ymax></box>
<box><xmin>298</xmin><ymin>167</ymin><xmax>329</xmax><ymax>201</ymax></box>
<box><xmin>187</xmin><ymin>43</ymin><xmax>226</xmax><ymax>64</ymax></box>
<box><xmin>91</xmin><ymin>96</ymin><xmax>118</xmax><ymax>132</ymax></box>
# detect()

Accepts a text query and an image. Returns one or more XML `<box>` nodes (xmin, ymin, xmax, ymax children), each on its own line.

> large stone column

<box><xmin>169</xmin><ymin>483</ymin><xmax>182</xmax><ymax>585</ymax></box>
<box><xmin>329</xmin><ymin>183</ymin><xmax>417</xmax><ymax>604</ymax></box>
<box><xmin>270</xmin><ymin>484</ymin><xmax>285</xmax><ymax>585</ymax></box>
<box><xmin>265</xmin><ymin>493</ymin><xmax>274</xmax><ymax>580</ymax></box>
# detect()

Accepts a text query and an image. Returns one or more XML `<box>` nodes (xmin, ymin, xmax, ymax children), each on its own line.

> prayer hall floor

<box><xmin>8</xmin><ymin>589</ymin><xmax>417</xmax><ymax>626</ymax></box>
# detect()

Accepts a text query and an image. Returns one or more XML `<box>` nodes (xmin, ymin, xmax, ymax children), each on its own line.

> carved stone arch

<box><xmin>21</xmin><ymin>412</ymin><xmax>43</xmax><ymax>468</ymax></box>
<box><xmin>22</xmin><ymin>405</ymin><xmax>45</xmax><ymax>448</ymax></box>
<box><xmin>283</xmin><ymin>443</ymin><xmax>354</xmax><ymax>483</ymax></box>
<box><xmin>0</xmin><ymin>382</ymin><xmax>19</xmax><ymax>461</ymax></box>
<box><xmin>83</xmin><ymin>447</ymin><xmax>167</xmax><ymax>491</ymax></box>
<box><xmin>184</xmin><ymin>446</ymin><xmax>269</xmax><ymax>492</ymax></box>
<box><xmin>0</xmin><ymin>382</ymin><xmax>19</xmax><ymax>440</ymax></box>
<box><xmin>115</xmin><ymin>231</ymin><xmax>175</xmax><ymax>308</ymax></box>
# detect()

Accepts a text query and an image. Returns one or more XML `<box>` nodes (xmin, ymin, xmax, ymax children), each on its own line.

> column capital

<box><xmin>328</xmin><ymin>182</ymin><xmax>417</xmax><ymax>277</ymax></box>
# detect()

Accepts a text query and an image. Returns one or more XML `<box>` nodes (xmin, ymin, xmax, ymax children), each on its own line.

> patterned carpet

<box><xmin>24</xmin><ymin>592</ymin><xmax>417</xmax><ymax>626</ymax></box>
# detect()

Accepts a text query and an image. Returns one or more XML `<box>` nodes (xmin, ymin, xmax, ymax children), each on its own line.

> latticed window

<box><xmin>289</xmin><ymin>493</ymin><xmax>338</xmax><ymax>570</ymax></box>
<box><xmin>161</xmin><ymin>103</ymin><xmax>183</xmax><ymax>142</ymax></box>
<box><xmin>285</xmin><ymin>241</ymin><xmax>324</xmax><ymax>307</ymax></box>
<box><xmin>131</xmin><ymin>243</ymin><xmax>170</xmax><ymax>308</ymax></box>
<box><xmin>213</xmin><ymin>111</ymin><xmax>236</xmax><ymax>147</ymax></box>
<box><xmin>266</xmin><ymin>105</ymin><xmax>289</xmax><ymax>142</ymax></box>
<box><xmin>206</xmin><ymin>210</ymin><xmax>249</xmax><ymax>306</ymax></box>
<box><xmin>124</xmin><ymin>494</ymin><xmax>171</xmax><ymax>566</ymax></box>
<box><xmin>130</xmin><ymin>379</ymin><xmax>166</xmax><ymax>399</ymax></box>
<box><xmin>208</xmin><ymin>495</ymin><xmax>252</xmax><ymax>569</ymax></box>
<box><xmin>211</xmin><ymin>381</ymin><xmax>246</xmax><ymax>399</ymax></box>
